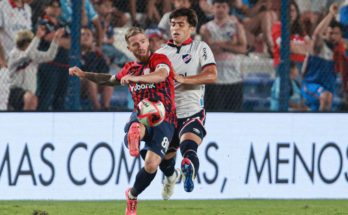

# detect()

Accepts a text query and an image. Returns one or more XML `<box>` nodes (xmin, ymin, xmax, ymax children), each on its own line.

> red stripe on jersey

<box><xmin>116</xmin><ymin>53</ymin><xmax>177</xmax><ymax>125</ymax></box>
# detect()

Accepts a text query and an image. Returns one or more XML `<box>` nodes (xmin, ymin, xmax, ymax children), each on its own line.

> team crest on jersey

<box><xmin>182</xmin><ymin>54</ymin><xmax>192</xmax><ymax>64</ymax></box>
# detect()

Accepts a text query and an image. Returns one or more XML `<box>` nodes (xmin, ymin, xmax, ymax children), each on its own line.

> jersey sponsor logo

<box><xmin>182</xmin><ymin>54</ymin><xmax>192</xmax><ymax>64</ymax></box>
<box><xmin>130</xmin><ymin>83</ymin><xmax>156</xmax><ymax>92</ymax></box>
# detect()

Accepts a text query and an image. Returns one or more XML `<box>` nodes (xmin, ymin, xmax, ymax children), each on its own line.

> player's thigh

<box><xmin>143</xmin><ymin>121</ymin><xmax>175</xmax><ymax>159</ymax></box>
<box><xmin>178</xmin><ymin>111</ymin><xmax>207</xmax><ymax>145</ymax></box>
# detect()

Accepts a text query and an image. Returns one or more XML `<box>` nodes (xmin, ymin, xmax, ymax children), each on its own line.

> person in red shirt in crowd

<box><xmin>69</xmin><ymin>27</ymin><xmax>177</xmax><ymax>215</ymax></box>
<box><xmin>272</xmin><ymin>0</ymin><xmax>309</xmax><ymax>72</ymax></box>
<box><xmin>270</xmin><ymin>0</ymin><xmax>310</xmax><ymax>111</ymax></box>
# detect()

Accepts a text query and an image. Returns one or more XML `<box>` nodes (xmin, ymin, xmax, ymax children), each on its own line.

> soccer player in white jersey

<box><xmin>156</xmin><ymin>8</ymin><xmax>217</xmax><ymax>198</ymax></box>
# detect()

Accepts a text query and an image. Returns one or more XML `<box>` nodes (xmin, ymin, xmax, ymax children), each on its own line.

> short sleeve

<box><xmin>85</xmin><ymin>0</ymin><xmax>98</xmax><ymax>21</ymax></box>
<box><xmin>199</xmin><ymin>41</ymin><xmax>216</xmax><ymax>69</ymax></box>
<box><xmin>150</xmin><ymin>54</ymin><xmax>171</xmax><ymax>71</ymax></box>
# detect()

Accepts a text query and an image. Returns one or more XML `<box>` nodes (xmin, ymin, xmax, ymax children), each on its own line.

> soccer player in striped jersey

<box><xmin>69</xmin><ymin>27</ymin><xmax>176</xmax><ymax>215</ymax></box>
<box><xmin>156</xmin><ymin>8</ymin><xmax>217</xmax><ymax>198</ymax></box>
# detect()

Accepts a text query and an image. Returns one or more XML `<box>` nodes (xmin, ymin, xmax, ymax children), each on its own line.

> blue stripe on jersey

<box><xmin>303</xmin><ymin>55</ymin><xmax>336</xmax><ymax>93</ymax></box>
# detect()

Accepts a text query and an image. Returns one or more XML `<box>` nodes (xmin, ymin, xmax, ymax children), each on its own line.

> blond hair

<box><xmin>124</xmin><ymin>27</ymin><xmax>145</xmax><ymax>43</ymax></box>
<box><xmin>15</xmin><ymin>30</ymin><xmax>34</xmax><ymax>49</ymax></box>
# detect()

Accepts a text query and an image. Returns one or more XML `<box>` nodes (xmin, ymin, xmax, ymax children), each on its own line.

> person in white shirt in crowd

<box><xmin>0</xmin><ymin>0</ymin><xmax>33</xmax><ymax>110</ymax></box>
<box><xmin>7</xmin><ymin>26</ymin><xmax>64</xmax><ymax>111</ymax></box>
<box><xmin>200</xmin><ymin>0</ymin><xmax>248</xmax><ymax>111</ymax></box>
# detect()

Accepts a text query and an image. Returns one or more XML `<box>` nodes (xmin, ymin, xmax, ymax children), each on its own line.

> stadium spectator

<box><xmin>0</xmin><ymin>0</ymin><xmax>33</xmax><ymax>110</ymax></box>
<box><xmin>147</xmin><ymin>0</ymin><xmax>173</xmax><ymax>27</ymax></box>
<box><xmin>93</xmin><ymin>0</ymin><xmax>132</xmax><ymax>68</ymax></box>
<box><xmin>158</xmin><ymin>0</ymin><xmax>194</xmax><ymax>38</ymax></box>
<box><xmin>200</xmin><ymin>0</ymin><xmax>247</xmax><ymax>111</ymax></box>
<box><xmin>296</xmin><ymin>0</ymin><xmax>336</xmax><ymax>36</ymax></box>
<box><xmin>234</xmin><ymin>0</ymin><xmax>280</xmax><ymax>54</ymax></box>
<box><xmin>302</xmin><ymin>3</ymin><xmax>346</xmax><ymax>111</ymax></box>
<box><xmin>272</xmin><ymin>0</ymin><xmax>308</xmax><ymax>70</ymax></box>
<box><xmin>80</xmin><ymin>27</ymin><xmax>112</xmax><ymax>110</ymax></box>
<box><xmin>145</xmin><ymin>28</ymin><xmax>166</xmax><ymax>52</ymax></box>
<box><xmin>270</xmin><ymin>61</ymin><xmax>307</xmax><ymax>111</ymax></box>
<box><xmin>69</xmin><ymin>26</ymin><xmax>177</xmax><ymax>215</ymax></box>
<box><xmin>114</xmin><ymin>0</ymin><xmax>149</xmax><ymax>27</ymax></box>
<box><xmin>7</xmin><ymin>27</ymin><xmax>63</xmax><ymax>111</ymax></box>
<box><xmin>60</xmin><ymin>0</ymin><xmax>104</xmax><ymax>47</ymax></box>
<box><xmin>156</xmin><ymin>8</ymin><xmax>217</xmax><ymax>198</ymax></box>
<box><xmin>36</xmin><ymin>0</ymin><xmax>70</xmax><ymax>111</ymax></box>
<box><xmin>270</xmin><ymin>0</ymin><xmax>309</xmax><ymax>111</ymax></box>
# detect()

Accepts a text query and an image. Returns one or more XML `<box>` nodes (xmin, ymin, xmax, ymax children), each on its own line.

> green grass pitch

<box><xmin>0</xmin><ymin>200</ymin><xmax>347</xmax><ymax>215</ymax></box>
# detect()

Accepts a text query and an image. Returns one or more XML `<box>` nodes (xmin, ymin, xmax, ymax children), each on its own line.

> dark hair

<box><xmin>212</xmin><ymin>0</ymin><xmax>229</xmax><ymax>4</ymax></box>
<box><xmin>290</xmin><ymin>0</ymin><xmax>304</xmax><ymax>36</ymax></box>
<box><xmin>169</xmin><ymin>8</ymin><xmax>198</xmax><ymax>27</ymax></box>
<box><xmin>330</xmin><ymin>20</ymin><xmax>344</xmax><ymax>33</ymax></box>
<box><xmin>45</xmin><ymin>0</ymin><xmax>61</xmax><ymax>7</ymax></box>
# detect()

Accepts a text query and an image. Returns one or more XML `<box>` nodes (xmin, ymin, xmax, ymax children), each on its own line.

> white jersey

<box><xmin>0</xmin><ymin>0</ymin><xmax>32</xmax><ymax>57</ymax></box>
<box><xmin>156</xmin><ymin>39</ymin><xmax>216</xmax><ymax>118</ymax></box>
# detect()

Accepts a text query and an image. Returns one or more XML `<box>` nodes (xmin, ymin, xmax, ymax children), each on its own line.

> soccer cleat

<box><xmin>125</xmin><ymin>188</ymin><xmax>137</xmax><ymax>215</ymax></box>
<box><xmin>127</xmin><ymin>122</ymin><xmax>140</xmax><ymax>157</ymax></box>
<box><xmin>162</xmin><ymin>168</ymin><xmax>181</xmax><ymax>200</ymax></box>
<box><xmin>181</xmin><ymin>158</ymin><xmax>195</xmax><ymax>192</ymax></box>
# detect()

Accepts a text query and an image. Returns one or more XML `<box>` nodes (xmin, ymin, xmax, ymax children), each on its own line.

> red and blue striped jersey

<box><xmin>116</xmin><ymin>53</ymin><xmax>177</xmax><ymax>124</ymax></box>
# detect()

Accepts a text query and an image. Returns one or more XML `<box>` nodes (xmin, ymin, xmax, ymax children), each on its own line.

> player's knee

<box><xmin>144</xmin><ymin>160</ymin><xmax>159</xmax><ymax>173</ymax></box>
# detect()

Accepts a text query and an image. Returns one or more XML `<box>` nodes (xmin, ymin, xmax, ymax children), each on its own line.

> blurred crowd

<box><xmin>0</xmin><ymin>0</ymin><xmax>347</xmax><ymax>112</ymax></box>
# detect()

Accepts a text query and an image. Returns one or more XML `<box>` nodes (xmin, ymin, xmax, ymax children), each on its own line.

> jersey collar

<box><xmin>167</xmin><ymin>38</ymin><xmax>193</xmax><ymax>47</ymax></box>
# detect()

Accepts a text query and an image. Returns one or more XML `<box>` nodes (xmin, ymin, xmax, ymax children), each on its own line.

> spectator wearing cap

<box><xmin>145</xmin><ymin>28</ymin><xmax>166</xmax><ymax>52</ymax></box>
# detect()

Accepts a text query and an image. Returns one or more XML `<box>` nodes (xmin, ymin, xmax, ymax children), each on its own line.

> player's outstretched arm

<box><xmin>175</xmin><ymin>64</ymin><xmax>217</xmax><ymax>85</ymax></box>
<box><xmin>69</xmin><ymin>66</ymin><xmax>119</xmax><ymax>86</ymax></box>
<box><xmin>120</xmin><ymin>67</ymin><xmax>168</xmax><ymax>85</ymax></box>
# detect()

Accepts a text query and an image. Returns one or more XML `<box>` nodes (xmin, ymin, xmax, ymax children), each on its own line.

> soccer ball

<box><xmin>137</xmin><ymin>98</ymin><xmax>166</xmax><ymax>127</ymax></box>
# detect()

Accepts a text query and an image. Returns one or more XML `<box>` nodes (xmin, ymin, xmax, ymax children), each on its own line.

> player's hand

<box><xmin>69</xmin><ymin>66</ymin><xmax>85</xmax><ymax>78</ymax></box>
<box><xmin>174</xmin><ymin>74</ymin><xmax>185</xmax><ymax>83</ymax></box>
<box><xmin>120</xmin><ymin>74</ymin><xmax>138</xmax><ymax>85</ymax></box>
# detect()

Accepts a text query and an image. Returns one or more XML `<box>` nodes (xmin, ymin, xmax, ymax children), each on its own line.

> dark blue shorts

<box><xmin>124</xmin><ymin>112</ymin><xmax>175</xmax><ymax>158</ymax></box>
<box><xmin>167</xmin><ymin>109</ymin><xmax>206</xmax><ymax>153</ymax></box>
